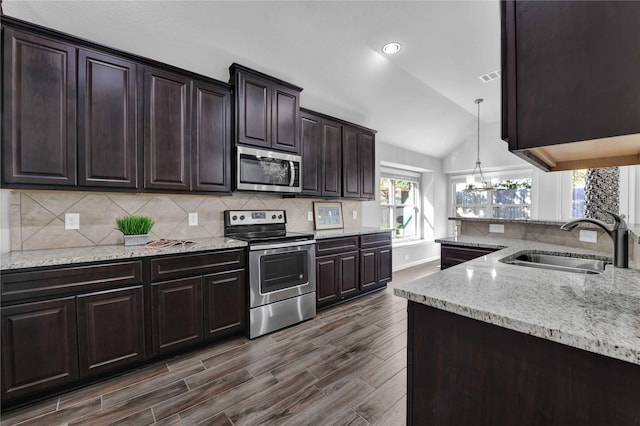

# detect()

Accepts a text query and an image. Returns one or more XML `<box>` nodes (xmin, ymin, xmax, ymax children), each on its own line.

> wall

<box><xmin>3</xmin><ymin>191</ymin><xmax>362</xmax><ymax>252</ymax></box>
<box><xmin>371</xmin><ymin>142</ymin><xmax>447</xmax><ymax>271</ymax></box>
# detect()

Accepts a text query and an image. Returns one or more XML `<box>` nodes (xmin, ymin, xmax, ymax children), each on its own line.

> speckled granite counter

<box><xmin>0</xmin><ymin>237</ymin><xmax>247</xmax><ymax>271</ymax></box>
<box><xmin>313</xmin><ymin>227</ymin><xmax>391</xmax><ymax>239</ymax></box>
<box><xmin>394</xmin><ymin>239</ymin><xmax>640</xmax><ymax>365</ymax></box>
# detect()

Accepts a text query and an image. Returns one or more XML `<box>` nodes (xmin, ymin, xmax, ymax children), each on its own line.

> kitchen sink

<box><xmin>502</xmin><ymin>252</ymin><xmax>610</xmax><ymax>274</ymax></box>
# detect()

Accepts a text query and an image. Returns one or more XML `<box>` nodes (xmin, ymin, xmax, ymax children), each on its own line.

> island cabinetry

<box><xmin>440</xmin><ymin>243</ymin><xmax>499</xmax><ymax>270</ymax></box>
<box><xmin>230</xmin><ymin>63</ymin><xmax>302</xmax><ymax>154</ymax></box>
<box><xmin>0</xmin><ymin>260</ymin><xmax>143</xmax><ymax>404</ymax></box>
<box><xmin>316</xmin><ymin>231</ymin><xmax>392</xmax><ymax>309</ymax></box>
<box><xmin>149</xmin><ymin>249</ymin><xmax>246</xmax><ymax>355</ymax></box>
<box><xmin>2</xmin><ymin>27</ymin><xmax>77</xmax><ymax>186</ymax></box>
<box><xmin>407</xmin><ymin>301</ymin><xmax>640</xmax><ymax>425</ymax></box>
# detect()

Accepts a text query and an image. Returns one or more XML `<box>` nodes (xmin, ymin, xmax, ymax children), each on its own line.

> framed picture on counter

<box><xmin>313</xmin><ymin>202</ymin><xmax>344</xmax><ymax>230</ymax></box>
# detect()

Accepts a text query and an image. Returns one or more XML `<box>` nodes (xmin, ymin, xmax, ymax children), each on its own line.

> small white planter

<box><xmin>123</xmin><ymin>234</ymin><xmax>148</xmax><ymax>246</ymax></box>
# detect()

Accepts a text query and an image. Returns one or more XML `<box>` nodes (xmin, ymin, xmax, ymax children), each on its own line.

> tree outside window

<box><xmin>380</xmin><ymin>178</ymin><xmax>419</xmax><ymax>238</ymax></box>
<box><xmin>454</xmin><ymin>176</ymin><xmax>532</xmax><ymax>219</ymax></box>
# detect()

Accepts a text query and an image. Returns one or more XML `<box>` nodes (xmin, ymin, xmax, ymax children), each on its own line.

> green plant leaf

<box><xmin>116</xmin><ymin>216</ymin><xmax>155</xmax><ymax>235</ymax></box>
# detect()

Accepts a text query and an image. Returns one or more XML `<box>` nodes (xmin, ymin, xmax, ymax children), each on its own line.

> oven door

<box><xmin>248</xmin><ymin>240</ymin><xmax>316</xmax><ymax>308</ymax></box>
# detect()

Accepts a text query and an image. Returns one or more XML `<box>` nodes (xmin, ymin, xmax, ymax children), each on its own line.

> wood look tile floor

<box><xmin>1</xmin><ymin>261</ymin><xmax>440</xmax><ymax>426</ymax></box>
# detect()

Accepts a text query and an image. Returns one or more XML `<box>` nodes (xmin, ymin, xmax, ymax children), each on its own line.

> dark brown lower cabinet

<box><xmin>316</xmin><ymin>232</ymin><xmax>392</xmax><ymax>309</ymax></box>
<box><xmin>407</xmin><ymin>302</ymin><xmax>640</xmax><ymax>425</ymax></box>
<box><xmin>151</xmin><ymin>277</ymin><xmax>203</xmax><ymax>355</ymax></box>
<box><xmin>1</xmin><ymin>297</ymin><xmax>79</xmax><ymax>402</ymax></box>
<box><xmin>203</xmin><ymin>270</ymin><xmax>245</xmax><ymax>340</ymax></box>
<box><xmin>76</xmin><ymin>286</ymin><xmax>145</xmax><ymax>377</ymax></box>
<box><xmin>440</xmin><ymin>243</ymin><xmax>500</xmax><ymax>269</ymax></box>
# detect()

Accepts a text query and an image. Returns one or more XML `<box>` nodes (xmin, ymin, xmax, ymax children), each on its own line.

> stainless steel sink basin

<box><xmin>503</xmin><ymin>253</ymin><xmax>610</xmax><ymax>274</ymax></box>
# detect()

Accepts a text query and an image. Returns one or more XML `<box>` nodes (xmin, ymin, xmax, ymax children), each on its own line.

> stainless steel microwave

<box><xmin>236</xmin><ymin>146</ymin><xmax>302</xmax><ymax>193</ymax></box>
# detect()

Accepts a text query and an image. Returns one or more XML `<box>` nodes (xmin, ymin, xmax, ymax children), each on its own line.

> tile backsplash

<box><xmin>9</xmin><ymin>191</ymin><xmax>362</xmax><ymax>251</ymax></box>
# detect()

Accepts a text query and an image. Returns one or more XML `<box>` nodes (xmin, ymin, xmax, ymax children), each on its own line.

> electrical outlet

<box><xmin>188</xmin><ymin>213</ymin><xmax>198</xmax><ymax>226</ymax></box>
<box><xmin>308</xmin><ymin>211</ymin><xmax>313</xmax><ymax>221</ymax></box>
<box><xmin>352</xmin><ymin>210</ymin><xmax>357</xmax><ymax>220</ymax></box>
<box><xmin>65</xmin><ymin>213</ymin><xmax>80</xmax><ymax>230</ymax></box>
<box><xmin>489</xmin><ymin>224</ymin><xmax>505</xmax><ymax>233</ymax></box>
<box><xmin>579</xmin><ymin>229</ymin><xmax>598</xmax><ymax>244</ymax></box>
<box><xmin>404</xmin><ymin>255</ymin><xmax>409</xmax><ymax>261</ymax></box>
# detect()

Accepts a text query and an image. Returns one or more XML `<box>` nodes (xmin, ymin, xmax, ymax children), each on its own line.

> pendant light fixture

<box><xmin>464</xmin><ymin>98</ymin><xmax>494</xmax><ymax>192</ymax></box>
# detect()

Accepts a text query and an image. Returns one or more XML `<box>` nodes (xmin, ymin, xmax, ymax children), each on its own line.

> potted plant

<box><xmin>116</xmin><ymin>216</ymin><xmax>155</xmax><ymax>246</ymax></box>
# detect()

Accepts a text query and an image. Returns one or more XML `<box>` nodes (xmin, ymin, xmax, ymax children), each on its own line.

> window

<box><xmin>453</xmin><ymin>174</ymin><xmax>532</xmax><ymax>219</ymax></box>
<box><xmin>572</xmin><ymin>169</ymin><xmax>586</xmax><ymax>218</ymax></box>
<box><xmin>380</xmin><ymin>175</ymin><xmax>419</xmax><ymax>239</ymax></box>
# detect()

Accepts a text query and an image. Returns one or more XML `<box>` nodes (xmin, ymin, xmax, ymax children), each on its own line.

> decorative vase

<box><xmin>123</xmin><ymin>234</ymin><xmax>148</xmax><ymax>246</ymax></box>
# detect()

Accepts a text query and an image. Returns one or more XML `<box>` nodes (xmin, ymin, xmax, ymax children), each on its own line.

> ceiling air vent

<box><xmin>478</xmin><ymin>69</ymin><xmax>501</xmax><ymax>83</ymax></box>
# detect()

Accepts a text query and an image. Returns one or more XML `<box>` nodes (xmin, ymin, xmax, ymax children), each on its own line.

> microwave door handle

<box><xmin>289</xmin><ymin>161</ymin><xmax>295</xmax><ymax>186</ymax></box>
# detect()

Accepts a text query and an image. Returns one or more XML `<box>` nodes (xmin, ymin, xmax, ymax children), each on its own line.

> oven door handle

<box><xmin>249</xmin><ymin>239</ymin><xmax>316</xmax><ymax>251</ymax></box>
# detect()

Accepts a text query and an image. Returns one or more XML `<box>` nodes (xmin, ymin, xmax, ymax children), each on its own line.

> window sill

<box><xmin>392</xmin><ymin>238</ymin><xmax>430</xmax><ymax>248</ymax></box>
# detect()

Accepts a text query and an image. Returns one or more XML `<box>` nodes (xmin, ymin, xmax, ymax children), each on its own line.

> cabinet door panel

<box><xmin>151</xmin><ymin>277</ymin><xmax>202</xmax><ymax>355</ymax></box>
<box><xmin>272</xmin><ymin>85</ymin><xmax>300</xmax><ymax>153</ymax></box>
<box><xmin>192</xmin><ymin>80</ymin><xmax>231</xmax><ymax>192</ymax></box>
<box><xmin>203</xmin><ymin>270</ymin><xmax>245</xmax><ymax>340</ymax></box>
<box><xmin>300</xmin><ymin>112</ymin><xmax>322</xmax><ymax>196</ymax></box>
<box><xmin>237</xmin><ymin>74</ymin><xmax>270</xmax><ymax>148</ymax></box>
<box><xmin>143</xmin><ymin>68</ymin><xmax>190</xmax><ymax>190</ymax></box>
<box><xmin>1</xmin><ymin>297</ymin><xmax>78</xmax><ymax>401</ymax></box>
<box><xmin>77</xmin><ymin>286</ymin><xmax>145</xmax><ymax>377</ymax></box>
<box><xmin>360</xmin><ymin>248</ymin><xmax>378</xmax><ymax>291</ymax></box>
<box><xmin>359</xmin><ymin>132</ymin><xmax>375</xmax><ymax>200</ymax></box>
<box><xmin>78</xmin><ymin>49</ymin><xmax>137</xmax><ymax>188</ymax></box>
<box><xmin>2</xmin><ymin>29</ymin><xmax>77</xmax><ymax>186</ymax></box>
<box><xmin>338</xmin><ymin>251</ymin><xmax>359</xmax><ymax>298</ymax></box>
<box><xmin>321</xmin><ymin>121</ymin><xmax>342</xmax><ymax>197</ymax></box>
<box><xmin>377</xmin><ymin>246</ymin><xmax>392</xmax><ymax>286</ymax></box>
<box><xmin>317</xmin><ymin>255</ymin><xmax>340</xmax><ymax>307</ymax></box>
<box><xmin>342</xmin><ymin>127</ymin><xmax>360</xmax><ymax>198</ymax></box>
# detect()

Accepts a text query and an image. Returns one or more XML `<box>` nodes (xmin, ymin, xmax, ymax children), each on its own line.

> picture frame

<box><xmin>313</xmin><ymin>202</ymin><xmax>344</xmax><ymax>230</ymax></box>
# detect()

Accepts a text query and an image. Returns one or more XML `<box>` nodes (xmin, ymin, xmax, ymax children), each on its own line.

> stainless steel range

<box><xmin>223</xmin><ymin>210</ymin><xmax>316</xmax><ymax>339</ymax></box>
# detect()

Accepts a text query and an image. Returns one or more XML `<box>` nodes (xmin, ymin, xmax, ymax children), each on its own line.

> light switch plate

<box><xmin>308</xmin><ymin>211</ymin><xmax>313</xmax><ymax>221</ymax></box>
<box><xmin>188</xmin><ymin>213</ymin><xmax>198</xmax><ymax>226</ymax></box>
<box><xmin>352</xmin><ymin>210</ymin><xmax>357</xmax><ymax>220</ymax></box>
<box><xmin>65</xmin><ymin>213</ymin><xmax>80</xmax><ymax>230</ymax></box>
<box><xmin>579</xmin><ymin>229</ymin><xmax>598</xmax><ymax>244</ymax></box>
<box><xmin>489</xmin><ymin>224</ymin><xmax>504</xmax><ymax>233</ymax></box>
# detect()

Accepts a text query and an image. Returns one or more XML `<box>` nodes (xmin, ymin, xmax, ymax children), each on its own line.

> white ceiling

<box><xmin>3</xmin><ymin>0</ymin><xmax>501</xmax><ymax>159</ymax></box>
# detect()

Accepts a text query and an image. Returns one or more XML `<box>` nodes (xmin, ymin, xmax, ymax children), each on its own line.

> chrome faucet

<box><xmin>560</xmin><ymin>211</ymin><xmax>629</xmax><ymax>268</ymax></box>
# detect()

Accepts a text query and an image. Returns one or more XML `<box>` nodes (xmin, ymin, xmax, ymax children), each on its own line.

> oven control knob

<box><xmin>271</xmin><ymin>214</ymin><xmax>276</xmax><ymax>219</ymax></box>
<box><xmin>278</xmin><ymin>214</ymin><xmax>283</xmax><ymax>219</ymax></box>
<box><xmin>232</xmin><ymin>215</ymin><xmax>237</xmax><ymax>221</ymax></box>
<box><xmin>240</xmin><ymin>215</ymin><xmax>245</xmax><ymax>220</ymax></box>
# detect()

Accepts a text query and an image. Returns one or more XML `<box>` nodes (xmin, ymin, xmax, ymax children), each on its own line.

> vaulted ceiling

<box><xmin>3</xmin><ymin>0</ymin><xmax>501</xmax><ymax>158</ymax></box>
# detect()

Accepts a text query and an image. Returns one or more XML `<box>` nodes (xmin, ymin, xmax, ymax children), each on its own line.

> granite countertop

<box><xmin>394</xmin><ymin>239</ymin><xmax>640</xmax><ymax>365</ymax></box>
<box><xmin>0</xmin><ymin>237</ymin><xmax>248</xmax><ymax>271</ymax></box>
<box><xmin>313</xmin><ymin>227</ymin><xmax>391</xmax><ymax>240</ymax></box>
<box><xmin>449</xmin><ymin>217</ymin><xmax>640</xmax><ymax>242</ymax></box>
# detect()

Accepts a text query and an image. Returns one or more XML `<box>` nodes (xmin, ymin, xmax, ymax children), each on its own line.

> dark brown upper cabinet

<box><xmin>2</xmin><ymin>28</ymin><xmax>77</xmax><ymax>186</ymax></box>
<box><xmin>501</xmin><ymin>0</ymin><xmax>640</xmax><ymax>171</ymax></box>
<box><xmin>342</xmin><ymin>126</ymin><xmax>375</xmax><ymax>200</ymax></box>
<box><xmin>230</xmin><ymin>63</ymin><xmax>302</xmax><ymax>154</ymax></box>
<box><xmin>78</xmin><ymin>49</ymin><xmax>138</xmax><ymax>188</ymax></box>
<box><xmin>143</xmin><ymin>67</ymin><xmax>191</xmax><ymax>191</ymax></box>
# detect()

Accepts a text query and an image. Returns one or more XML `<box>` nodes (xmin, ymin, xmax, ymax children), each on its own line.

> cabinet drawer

<box><xmin>360</xmin><ymin>232</ymin><xmax>392</xmax><ymax>249</ymax></box>
<box><xmin>150</xmin><ymin>249</ymin><xmax>246</xmax><ymax>282</ymax></box>
<box><xmin>1</xmin><ymin>261</ymin><xmax>143</xmax><ymax>304</ymax></box>
<box><xmin>316</xmin><ymin>237</ymin><xmax>359</xmax><ymax>256</ymax></box>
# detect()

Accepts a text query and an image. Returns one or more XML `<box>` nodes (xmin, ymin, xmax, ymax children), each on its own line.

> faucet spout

<box><xmin>560</xmin><ymin>211</ymin><xmax>628</xmax><ymax>268</ymax></box>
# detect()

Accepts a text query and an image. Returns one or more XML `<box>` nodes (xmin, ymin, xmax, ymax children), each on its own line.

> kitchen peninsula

<box><xmin>394</xmin><ymin>238</ymin><xmax>640</xmax><ymax>425</ymax></box>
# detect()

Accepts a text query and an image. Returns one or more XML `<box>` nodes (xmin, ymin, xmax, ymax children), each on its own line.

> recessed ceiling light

<box><xmin>382</xmin><ymin>42</ymin><xmax>402</xmax><ymax>55</ymax></box>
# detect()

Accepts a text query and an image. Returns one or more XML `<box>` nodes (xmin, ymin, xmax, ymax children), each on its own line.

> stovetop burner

<box><xmin>223</xmin><ymin>210</ymin><xmax>314</xmax><ymax>245</ymax></box>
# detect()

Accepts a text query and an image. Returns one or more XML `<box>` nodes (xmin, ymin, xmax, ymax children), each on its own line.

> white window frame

<box><xmin>451</xmin><ymin>169</ymin><xmax>533</xmax><ymax>219</ymax></box>
<box><xmin>380</xmin><ymin>168</ymin><xmax>421</xmax><ymax>241</ymax></box>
